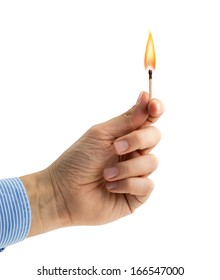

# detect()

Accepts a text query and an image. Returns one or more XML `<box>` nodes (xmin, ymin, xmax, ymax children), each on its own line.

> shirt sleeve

<box><xmin>0</xmin><ymin>177</ymin><xmax>31</xmax><ymax>252</ymax></box>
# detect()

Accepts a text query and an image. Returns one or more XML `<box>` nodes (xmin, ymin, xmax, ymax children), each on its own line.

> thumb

<box><xmin>101</xmin><ymin>92</ymin><xmax>149</xmax><ymax>138</ymax></box>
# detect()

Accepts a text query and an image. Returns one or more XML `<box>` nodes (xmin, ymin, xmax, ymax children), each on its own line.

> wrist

<box><xmin>20</xmin><ymin>169</ymin><xmax>68</xmax><ymax>237</ymax></box>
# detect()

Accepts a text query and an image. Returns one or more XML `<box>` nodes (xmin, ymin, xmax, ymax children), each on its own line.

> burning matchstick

<box><xmin>148</xmin><ymin>69</ymin><xmax>153</xmax><ymax>100</ymax></box>
<box><xmin>144</xmin><ymin>32</ymin><xmax>156</xmax><ymax>100</ymax></box>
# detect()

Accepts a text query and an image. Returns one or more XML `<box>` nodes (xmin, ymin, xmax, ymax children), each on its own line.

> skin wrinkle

<box><xmin>18</xmin><ymin>92</ymin><xmax>164</xmax><ymax>238</ymax></box>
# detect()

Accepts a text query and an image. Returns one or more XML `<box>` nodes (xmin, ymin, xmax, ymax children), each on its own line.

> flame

<box><xmin>144</xmin><ymin>32</ymin><xmax>156</xmax><ymax>70</ymax></box>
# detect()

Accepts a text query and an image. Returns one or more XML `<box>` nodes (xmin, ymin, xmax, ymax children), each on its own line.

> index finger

<box><xmin>143</xmin><ymin>98</ymin><xmax>165</xmax><ymax>127</ymax></box>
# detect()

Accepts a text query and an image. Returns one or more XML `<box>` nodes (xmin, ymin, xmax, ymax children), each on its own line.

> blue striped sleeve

<box><xmin>0</xmin><ymin>177</ymin><xmax>31</xmax><ymax>252</ymax></box>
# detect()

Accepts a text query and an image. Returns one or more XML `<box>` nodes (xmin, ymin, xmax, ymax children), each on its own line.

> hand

<box><xmin>22</xmin><ymin>92</ymin><xmax>164</xmax><ymax>236</ymax></box>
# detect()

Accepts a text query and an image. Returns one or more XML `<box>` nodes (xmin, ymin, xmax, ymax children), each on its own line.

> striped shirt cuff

<box><xmin>0</xmin><ymin>178</ymin><xmax>31</xmax><ymax>251</ymax></box>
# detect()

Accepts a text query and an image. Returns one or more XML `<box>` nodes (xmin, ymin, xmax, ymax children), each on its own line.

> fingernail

<box><xmin>136</xmin><ymin>92</ymin><xmax>144</xmax><ymax>104</ymax></box>
<box><xmin>104</xmin><ymin>167</ymin><xmax>119</xmax><ymax>179</ymax></box>
<box><xmin>115</xmin><ymin>140</ymin><xmax>129</xmax><ymax>154</ymax></box>
<box><xmin>106</xmin><ymin>182</ymin><xmax>118</xmax><ymax>190</ymax></box>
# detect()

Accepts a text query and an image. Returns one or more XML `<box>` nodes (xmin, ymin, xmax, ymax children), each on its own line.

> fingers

<box><xmin>145</xmin><ymin>98</ymin><xmax>165</xmax><ymax>126</ymax></box>
<box><xmin>97</xmin><ymin>92</ymin><xmax>164</xmax><ymax>139</ymax></box>
<box><xmin>105</xmin><ymin>177</ymin><xmax>154</xmax><ymax>196</ymax></box>
<box><xmin>114</xmin><ymin>126</ymin><xmax>161</xmax><ymax>155</ymax></box>
<box><xmin>104</xmin><ymin>154</ymin><xmax>158</xmax><ymax>181</ymax></box>
<box><xmin>99</xmin><ymin>92</ymin><xmax>150</xmax><ymax>138</ymax></box>
<box><xmin>100</xmin><ymin>91</ymin><xmax>164</xmax><ymax>198</ymax></box>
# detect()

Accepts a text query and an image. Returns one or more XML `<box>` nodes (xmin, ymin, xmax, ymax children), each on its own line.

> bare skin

<box><xmin>20</xmin><ymin>92</ymin><xmax>164</xmax><ymax>237</ymax></box>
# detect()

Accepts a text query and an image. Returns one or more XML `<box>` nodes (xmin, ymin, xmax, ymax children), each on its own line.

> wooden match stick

<box><xmin>148</xmin><ymin>69</ymin><xmax>152</xmax><ymax>100</ymax></box>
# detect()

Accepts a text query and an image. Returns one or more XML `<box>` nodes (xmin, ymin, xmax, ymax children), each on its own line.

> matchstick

<box><xmin>148</xmin><ymin>69</ymin><xmax>152</xmax><ymax>100</ymax></box>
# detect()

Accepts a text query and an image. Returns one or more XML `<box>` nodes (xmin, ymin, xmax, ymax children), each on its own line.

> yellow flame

<box><xmin>144</xmin><ymin>32</ymin><xmax>156</xmax><ymax>70</ymax></box>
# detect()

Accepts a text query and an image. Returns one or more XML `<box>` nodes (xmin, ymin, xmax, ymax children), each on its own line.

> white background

<box><xmin>1</xmin><ymin>0</ymin><xmax>220</xmax><ymax>279</ymax></box>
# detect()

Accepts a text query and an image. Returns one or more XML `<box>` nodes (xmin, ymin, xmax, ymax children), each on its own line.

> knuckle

<box><xmin>132</xmin><ymin>130</ymin><xmax>149</xmax><ymax>149</ymax></box>
<box><xmin>125</xmin><ymin>179</ymin><xmax>135</xmax><ymax>193</ymax></box>
<box><xmin>122</xmin><ymin>104</ymin><xmax>144</xmax><ymax>132</ymax></box>
<box><xmin>89</xmin><ymin>124</ymin><xmax>100</xmax><ymax>135</ymax></box>
<box><xmin>132</xmin><ymin>131</ymin><xmax>143</xmax><ymax>147</ymax></box>
<box><xmin>121</xmin><ymin>108</ymin><xmax>136</xmax><ymax>131</ymax></box>
<box><xmin>132</xmin><ymin>126</ymin><xmax>162</xmax><ymax>150</ymax></box>
<box><xmin>125</xmin><ymin>160</ymin><xmax>135</xmax><ymax>175</ymax></box>
<box><xmin>151</xmin><ymin>125</ymin><xmax>161</xmax><ymax>136</ymax></box>
<box><xmin>142</xmin><ymin>179</ymin><xmax>154</xmax><ymax>196</ymax></box>
<box><xmin>148</xmin><ymin>179</ymin><xmax>155</xmax><ymax>192</ymax></box>
<box><xmin>154</xmin><ymin>126</ymin><xmax>162</xmax><ymax>142</ymax></box>
<box><xmin>148</xmin><ymin>126</ymin><xmax>162</xmax><ymax>144</ymax></box>
<box><xmin>148</xmin><ymin>154</ymin><xmax>159</xmax><ymax>170</ymax></box>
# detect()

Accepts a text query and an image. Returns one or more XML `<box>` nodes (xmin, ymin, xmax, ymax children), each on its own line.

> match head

<box><xmin>148</xmin><ymin>69</ymin><xmax>152</xmax><ymax>79</ymax></box>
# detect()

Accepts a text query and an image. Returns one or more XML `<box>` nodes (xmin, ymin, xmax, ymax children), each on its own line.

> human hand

<box><xmin>22</xmin><ymin>92</ymin><xmax>164</xmax><ymax>236</ymax></box>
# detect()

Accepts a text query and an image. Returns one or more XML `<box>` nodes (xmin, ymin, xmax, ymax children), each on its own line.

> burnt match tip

<box><xmin>148</xmin><ymin>69</ymin><xmax>152</xmax><ymax>79</ymax></box>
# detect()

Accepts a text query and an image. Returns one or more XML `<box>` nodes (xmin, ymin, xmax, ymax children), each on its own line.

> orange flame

<box><xmin>144</xmin><ymin>32</ymin><xmax>156</xmax><ymax>70</ymax></box>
